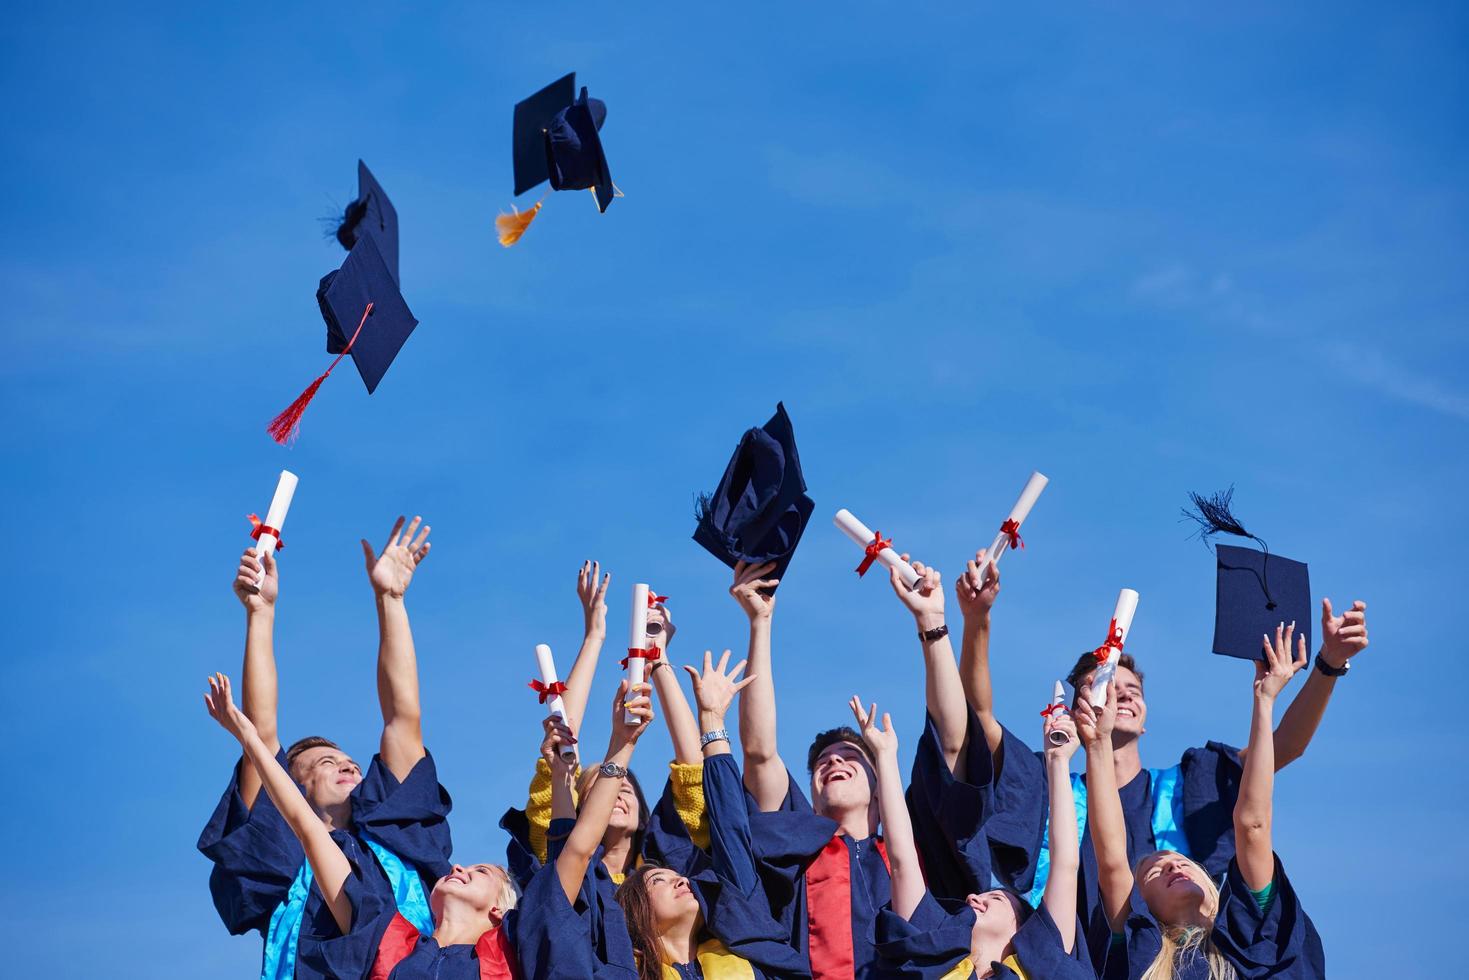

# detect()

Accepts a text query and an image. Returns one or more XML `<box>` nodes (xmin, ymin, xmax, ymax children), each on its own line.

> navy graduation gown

<box><xmin>1101</xmin><ymin>853</ymin><xmax>1323</xmax><ymax>980</ymax></box>
<box><xmin>988</xmin><ymin>726</ymin><xmax>1242</xmax><ymax>920</ymax></box>
<box><xmin>198</xmin><ymin>750</ymin><xmax>454</xmax><ymax>978</ymax></box>
<box><xmin>874</xmin><ymin>891</ymin><xmax>1094</xmax><ymax>980</ymax></box>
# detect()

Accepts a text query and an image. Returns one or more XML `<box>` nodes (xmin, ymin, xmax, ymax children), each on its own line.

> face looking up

<box><xmin>966</xmin><ymin>889</ymin><xmax>1024</xmax><ymax>949</ymax></box>
<box><xmin>1073</xmin><ymin>665</ymin><xmax>1147</xmax><ymax>738</ymax></box>
<box><xmin>810</xmin><ymin>741</ymin><xmax>875</xmax><ymax>813</ymax></box>
<box><xmin>1135</xmin><ymin>850</ymin><xmax>1216</xmax><ymax>925</ymax></box>
<box><xmin>289</xmin><ymin>745</ymin><xmax>363</xmax><ymax>811</ymax></box>
<box><xmin>431</xmin><ymin>863</ymin><xmax>514</xmax><ymax>925</ymax></box>
<box><xmin>639</xmin><ymin>866</ymin><xmax>700</xmax><ymax>927</ymax></box>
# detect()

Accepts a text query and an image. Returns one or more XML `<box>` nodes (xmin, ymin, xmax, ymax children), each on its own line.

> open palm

<box><xmin>363</xmin><ymin>516</ymin><xmax>432</xmax><ymax>598</ymax></box>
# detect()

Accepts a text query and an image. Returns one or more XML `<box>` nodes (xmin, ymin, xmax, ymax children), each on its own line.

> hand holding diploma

<box><xmin>834</xmin><ymin>509</ymin><xmax>920</xmax><ymax>590</ymax></box>
<box><xmin>532</xmin><ymin>643</ymin><xmax>578</xmax><ymax>761</ymax></box>
<box><xmin>246</xmin><ymin>470</ymin><xmax>297</xmax><ymax>590</ymax></box>
<box><xmin>974</xmin><ymin>471</ymin><xmax>1048</xmax><ymax>584</ymax></box>
<box><xmin>233</xmin><ymin>547</ymin><xmax>278</xmax><ymax>611</ymax></box>
<box><xmin>1088</xmin><ymin>588</ymin><xmax>1139</xmax><ymax>707</ymax></box>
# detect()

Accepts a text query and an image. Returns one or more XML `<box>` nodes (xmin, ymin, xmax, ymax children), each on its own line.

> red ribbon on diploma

<box><xmin>1092</xmin><ymin>618</ymin><xmax>1125</xmax><ymax>666</ymax></box>
<box><xmin>621</xmin><ymin>647</ymin><xmax>662</xmax><ymax>669</ymax></box>
<box><xmin>647</xmin><ymin>593</ymin><xmax>668</xmax><ymax>607</ymax></box>
<box><xmin>1040</xmin><ymin>702</ymin><xmax>1068</xmax><ymax>718</ymax></box>
<box><xmin>247</xmin><ymin>514</ymin><xmax>284</xmax><ymax>551</ymax></box>
<box><xmin>1001</xmin><ymin>518</ymin><xmax>1025</xmax><ymax>551</ymax></box>
<box><xmin>856</xmin><ymin>532</ymin><xmax>892</xmax><ymax>577</ymax></box>
<box><xmin>528</xmin><ymin>679</ymin><xmax>568</xmax><ymax>704</ymax></box>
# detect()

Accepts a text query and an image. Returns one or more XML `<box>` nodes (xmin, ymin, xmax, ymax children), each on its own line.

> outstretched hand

<box><xmin>1073</xmin><ymin>680</ymin><xmax>1116</xmax><ymax>749</ymax></box>
<box><xmin>233</xmin><ymin>548</ymin><xmax>278</xmax><ymax>610</ymax></box>
<box><xmin>682</xmin><ymin>649</ymin><xmax>755</xmax><ymax>724</ymax></box>
<box><xmin>954</xmin><ymin>548</ymin><xmax>1000</xmax><ymax>619</ymax></box>
<box><xmin>849</xmin><ymin>696</ymin><xmax>899</xmax><ymax>761</ymax></box>
<box><xmin>577</xmin><ymin>561</ymin><xmax>611</xmax><ymax>635</ymax></box>
<box><xmin>1320</xmin><ymin>598</ymin><xmax>1369</xmax><ymax>669</ymax></box>
<box><xmin>203</xmin><ymin>672</ymin><xmax>257</xmax><ymax>745</ymax></box>
<box><xmin>730</xmin><ymin>561</ymin><xmax>778</xmax><ymax>623</ymax></box>
<box><xmin>891</xmin><ymin>554</ymin><xmax>944</xmax><ymax>624</ymax></box>
<box><xmin>1256</xmin><ymin>621</ymin><xmax>1308</xmax><ymax>701</ymax></box>
<box><xmin>362</xmin><ymin>516</ymin><xmax>432</xmax><ymax>599</ymax></box>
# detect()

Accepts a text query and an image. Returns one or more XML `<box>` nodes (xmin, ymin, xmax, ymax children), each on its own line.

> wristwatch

<box><xmin>599</xmin><ymin>761</ymin><xmax>630</xmax><ymax>779</ymax></box>
<box><xmin>700</xmin><ymin>728</ymin><xmax>730</xmax><ymax>748</ymax></box>
<box><xmin>919</xmin><ymin>623</ymin><xmax>949</xmax><ymax>643</ymax></box>
<box><xmin>1314</xmin><ymin>654</ymin><xmax>1349</xmax><ymax>678</ymax></box>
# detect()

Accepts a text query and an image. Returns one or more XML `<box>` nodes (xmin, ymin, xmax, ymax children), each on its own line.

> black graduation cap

<box><xmin>1183</xmin><ymin>488</ymin><xmax>1311</xmax><ymax>662</ymax></box>
<box><xmin>266</xmin><ymin>234</ymin><xmax>418</xmax><ymax>444</ymax></box>
<box><xmin>330</xmin><ymin>160</ymin><xmax>399</xmax><ymax>284</ymax></box>
<box><xmin>692</xmin><ymin>403</ymin><xmax>815</xmax><ymax>587</ymax></box>
<box><xmin>497</xmin><ymin>73</ymin><xmax>615</xmax><ymax>246</ymax></box>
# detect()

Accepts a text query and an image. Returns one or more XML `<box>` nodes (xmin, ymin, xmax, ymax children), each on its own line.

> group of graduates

<box><xmin>198</xmin><ymin>504</ymin><xmax>1369</xmax><ymax>980</ymax></box>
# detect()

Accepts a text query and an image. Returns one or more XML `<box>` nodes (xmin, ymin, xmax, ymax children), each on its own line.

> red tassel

<box><xmin>266</xmin><ymin>301</ymin><xmax>373</xmax><ymax>446</ymax></box>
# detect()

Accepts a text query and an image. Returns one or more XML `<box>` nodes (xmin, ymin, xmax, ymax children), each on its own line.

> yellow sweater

<box><xmin>523</xmin><ymin>758</ymin><xmax>710</xmax><ymax>871</ymax></box>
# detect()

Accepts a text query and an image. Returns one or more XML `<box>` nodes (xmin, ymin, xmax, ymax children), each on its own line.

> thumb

<box><xmin>1321</xmin><ymin>597</ymin><xmax>1334</xmax><ymax>627</ymax></box>
<box><xmin>262</xmin><ymin>550</ymin><xmax>277</xmax><ymax>574</ymax></box>
<box><xmin>361</xmin><ymin>539</ymin><xmax>376</xmax><ymax>567</ymax></box>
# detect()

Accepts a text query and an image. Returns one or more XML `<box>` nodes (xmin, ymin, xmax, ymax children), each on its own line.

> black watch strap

<box><xmin>1314</xmin><ymin>654</ymin><xmax>1349</xmax><ymax>677</ymax></box>
<box><xmin>919</xmin><ymin>623</ymin><xmax>949</xmax><ymax>643</ymax></box>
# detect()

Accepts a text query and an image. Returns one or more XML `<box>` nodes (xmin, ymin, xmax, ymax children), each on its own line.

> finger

<box><xmin>1261</xmin><ymin>634</ymin><xmax>1273</xmax><ymax>662</ymax></box>
<box><xmin>598</xmin><ymin>571</ymin><xmax>611</xmax><ymax>598</ymax></box>
<box><xmin>261</xmin><ymin>550</ymin><xmax>276</xmax><ymax>574</ymax></box>
<box><xmin>1105</xmin><ymin>678</ymin><xmax>1117</xmax><ymax>711</ymax></box>
<box><xmin>868</xmin><ymin>702</ymin><xmax>879</xmax><ymax>726</ymax></box>
<box><xmin>732</xmin><ymin>674</ymin><xmax>758</xmax><ymax>693</ymax></box>
<box><xmin>753</xmin><ymin>579</ymin><xmax>780</xmax><ymax>590</ymax></box>
<box><xmin>848</xmin><ymin>697</ymin><xmax>865</xmax><ymax>726</ymax></box>
<box><xmin>703</xmin><ymin>649</ymin><xmax>713</xmax><ymax>675</ymax></box>
<box><xmin>410</xmin><ymin>522</ymin><xmax>431</xmax><ymax>552</ymax></box>
<box><xmin>1352</xmin><ymin>600</ymin><xmax>1366</xmax><ymax>612</ymax></box>
<box><xmin>361</xmin><ymin>539</ymin><xmax>376</xmax><ymax>566</ymax></box>
<box><xmin>910</xmin><ymin>559</ymin><xmax>927</xmax><ymax>577</ymax></box>
<box><xmin>882</xmin><ymin>712</ymin><xmax>893</xmax><ymax>733</ymax></box>
<box><xmin>416</xmin><ymin>541</ymin><xmax>432</xmax><ymax>563</ymax></box>
<box><xmin>1294</xmin><ymin>632</ymin><xmax>1308</xmax><ymax>669</ymax></box>
<box><xmin>681</xmin><ymin>664</ymin><xmax>700</xmax><ymax>684</ymax></box>
<box><xmin>1336</xmin><ymin>624</ymin><xmax>1366</xmax><ymax>638</ymax></box>
<box><xmin>1321</xmin><ymin>597</ymin><xmax>1334</xmax><ymax>627</ymax></box>
<box><xmin>716</xmin><ymin>649</ymin><xmax>732</xmax><ymax>674</ymax></box>
<box><xmin>591</xmin><ymin>561</ymin><xmax>600</xmax><ymax>587</ymax></box>
<box><xmin>400</xmin><ymin>516</ymin><xmax>422</xmax><ymax>551</ymax></box>
<box><xmin>386</xmin><ymin>516</ymin><xmax>406</xmax><ymax>550</ymax></box>
<box><xmin>729</xmin><ymin>659</ymin><xmax>749</xmax><ymax>682</ymax></box>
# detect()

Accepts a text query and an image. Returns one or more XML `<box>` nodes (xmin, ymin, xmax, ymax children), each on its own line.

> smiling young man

<box><xmin>197</xmin><ymin>517</ymin><xmax>455</xmax><ymax>980</ymax></box>
<box><xmin>952</xmin><ymin>548</ymin><xmax>1370</xmax><ymax>930</ymax></box>
<box><xmin>730</xmin><ymin>554</ymin><xmax>972</xmax><ymax>980</ymax></box>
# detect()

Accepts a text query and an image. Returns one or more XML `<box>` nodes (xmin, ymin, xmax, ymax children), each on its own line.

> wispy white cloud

<box><xmin>1327</xmin><ymin>344</ymin><xmax>1469</xmax><ymax>422</ymax></box>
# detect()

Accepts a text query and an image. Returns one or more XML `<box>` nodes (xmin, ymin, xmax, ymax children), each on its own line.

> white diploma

<box><xmin>833</xmin><ymin>509</ymin><xmax>920</xmax><ymax>589</ymax></box>
<box><xmin>1088</xmin><ymin>588</ymin><xmax>1139</xmax><ymax>707</ymax></box>
<box><xmin>625</xmin><ymin>582</ymin><xmax>651</xmax><ymax>724</ymax></box>
<box><xmin>252</xmin><ymin>470</ymin><xmax>298</xmax><ymax>588</ymax></box>
<box><xmin>1046</xmin><ymin>680</ymin><xmax>1070</xmax><ymax>746</ymax></box>
<box><xmin>533</xmin><ymin>643</ymin><xmax>577</xmax><ymax>761</ymax></box>
<box><xmin>976</xmin><ymin>471</ymin><xmax>1048</xmax><ymax>582</ymax></box>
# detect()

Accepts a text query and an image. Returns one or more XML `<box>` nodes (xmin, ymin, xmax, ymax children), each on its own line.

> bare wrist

<box><xmin>699</xmin><ymin>710</ymin><xmax>726</xmax><ymax>731</ymax></box>
<box><xmin>915</xmin><ymin>612</ymin><xmax>945</xmax><ymax>632</ymax></box>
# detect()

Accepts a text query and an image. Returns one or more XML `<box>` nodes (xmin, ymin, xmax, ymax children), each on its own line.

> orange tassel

<box><xmin>496</xmin><ymin>201</ymin><xmax>542</xmax><ymax>246</ymax></box>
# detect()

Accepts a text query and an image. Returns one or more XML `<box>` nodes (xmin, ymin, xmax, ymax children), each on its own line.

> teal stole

<box><xmin>260</xmin><ymin>833</ymin><xmax>433</xmax><ymax>980</ymax></box>
<box><xmin>1023</xmin><ymin>766</ymin><xmax>1187</xmax><ymax>907</ymax></box>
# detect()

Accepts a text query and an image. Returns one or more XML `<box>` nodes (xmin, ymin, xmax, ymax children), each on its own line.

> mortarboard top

<box><xmin>332</xmin><ymin>160</ymin><xmax>400</xmax><ymax>285</ymax></box>
<box><xmin>1184</xmin><ymin>488</ymin><xmax>1311</xmax><ymax>662</ymax></box>
<box><xmin>512</xmin><ymin>73</ymin><xmax>577</xmax><ymax>196</ymax></box>
<box><xmin>693</xmin><ymin>402</ymin><xmax>815</xmax><ymax>587</ymax></box>
<box><xmin>316</xmin><ymin>233</ymin><xmax>418</xmax><ymax>395</ymax></box>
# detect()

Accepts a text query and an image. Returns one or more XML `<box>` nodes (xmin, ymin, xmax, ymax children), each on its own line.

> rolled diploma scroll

<box><xmin>976</xmin><ymin>471</ymin><xmax>1048</xmax><ymax>582</ymax></box>
<box><xmin>1047</xmin><ymin>680</ymin><xmax>1070</xmax><ymax>746</ymax></box>
<box><xmin>534</xmin><ymin>644</ymin><xmax>577</xmax><ymax>761</ymax></box>
<box><xmin>833</xmin><ymin>509</ymin><xmax>920</xmax><ymax>590</ymax></box>
<box><xmin>1088</xmin><ymin>588</ymin><xmax>1140</xmax><ymax>707</ymax></box>
<box><xmin>625</xmin><ymin>583</ymin><xmax>650</xmax><ymax>724</ymax></box>
<box><xmin>254</xmin><ymin>470</ymin><xmax>298</xmax><ymax>588</ymax></box>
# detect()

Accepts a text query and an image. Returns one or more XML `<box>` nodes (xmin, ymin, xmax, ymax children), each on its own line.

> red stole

<box><xmin>805</xmin><ymin>835</ymin><xmax>890</xmax><ymax>980</ymax></box>
<box><xmin>370</xmin><ymin>913</ymin><xmax>521</xmax><ymax>980</ymax></box>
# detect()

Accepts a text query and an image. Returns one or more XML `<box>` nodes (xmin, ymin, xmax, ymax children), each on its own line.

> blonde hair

<box><xmin>1134</xmin><ymin>852</ymin><xmax>1236</xmax><ymax>980</ymax></box>
<box><xmin>493</xmin><ymin>864</ymin><xmax>521</xmax><ymax>915</ymax></box>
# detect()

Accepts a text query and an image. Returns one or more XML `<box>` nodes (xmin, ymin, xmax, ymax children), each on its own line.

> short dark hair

<box><xmin>806</xmin><ymin>727</ymin><xmax>873</xmax><ymax>774</ymax></box>
<box><xmin>285</xmin><ymin>736</ymin><xmax>341</xmax><ymax>772</ymax></box>
<box><xmin>1064</xmin><ymin>652</ymin><xmax>1143</xmax><ymax>694</ymax></box>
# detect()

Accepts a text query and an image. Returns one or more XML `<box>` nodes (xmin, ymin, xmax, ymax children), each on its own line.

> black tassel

<box><xmin>1182</xmin><ymin>486</ymin><xmax>1277</xmax><ymax>609</ymax></box>
<box><xmin>319</xmin><ymin>191</ymin><xmax>368</xmax><ymax>250</ymax></box>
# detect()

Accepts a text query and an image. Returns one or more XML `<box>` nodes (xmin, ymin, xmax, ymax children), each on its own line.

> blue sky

<box><xmin>2</xmin><ymin>3</ymin><xmax>1465</xmax><ymax>976</ymax></box>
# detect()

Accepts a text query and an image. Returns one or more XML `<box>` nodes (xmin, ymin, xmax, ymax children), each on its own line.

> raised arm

<box><xmin>561</xmin><ymin>561</ymin><xmax>611</xmax><ymax>734</ymax></box>
<box><xmin>205</xmin><ymin>673</ymin><xmax>354</xmax><ymax>935</ymax></box>
<box><xmin>232</xmin><ymin>547</ymin><xmax>281</xmax><ymax>809</ymax></box>
<box><xmin>684</xmin><ymin>650</ymin><xmax>759</xmax><ymax>885</ymax></box>
<box><xmin>362</xmin><ymin>516</ymin><xmax>432</xmax><ymax>782</ymax></box>
<box><xmin>955</xmin><ymin>549</ymin><xmax>1004</xmax><ymax>757</ymax></box>
<box><xmin>851</xmin><ymin>697</ymin><xmax>925</xmax><ymax>920</ymax></box>
<box><xmin>1260</xmin><ymin>598</ymin><xmax>1368</xmax><ymax>771</ymax></box>
<box><xmin>1074</xmin><ymin>682</ymin><xmax>1131</xmax><ymax>933</ymax></box>
<box><xmin>1040</xmin><ymin>706</ymin><xmax>1080</xmax><ymax>953</ymax></box>
<box><xmin>1237</xmin><ymin>624</ymin><xmax>1308</xmax><ymax>891</ymax></box>
<box><xmin>730</xmin><ymin>561</ymin><xmax>788</xmax><ymax>810</ymax></box>
<box><xmin>891</xmin><ymin>554</ymin><xmax>967</xmax><ymax>772</ymax></box>
<box><xmin>648</xmin><ymin>603</ymin><xmax>702</xmax><ymax>765</ymax></box>
<box><xmin>557</xmin><ymin>680</ymin><xmax>653</xmax><ymax>903</ymax></box>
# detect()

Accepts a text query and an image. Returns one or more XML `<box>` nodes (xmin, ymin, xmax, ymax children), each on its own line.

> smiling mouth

<box><xmin>1167</xmin><ymin>872</ymin><xmax>1190</xmax><ymax>887</ymax></box>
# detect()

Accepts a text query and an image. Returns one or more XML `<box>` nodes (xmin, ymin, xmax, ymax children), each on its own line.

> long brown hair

<box><xmin>614</xmin><ymin>866</ymin><xmax>667</xmax><ymax>980</ymax></box>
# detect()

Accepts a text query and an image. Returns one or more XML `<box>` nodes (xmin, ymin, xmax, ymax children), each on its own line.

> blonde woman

<box><xmin>1075</xmin><ymin>624</ymin><xmax>1325</xmax><ymax>979</ymax></box>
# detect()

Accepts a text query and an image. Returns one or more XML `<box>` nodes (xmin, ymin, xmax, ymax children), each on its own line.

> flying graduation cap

<box><xmin>328</xmin><ymin>160</ymin><xmax>400</xmax><ymax>284</ymax></box>
<box><xmin>693</xmin><ymin>403</ymin><xmax>815</xmax><ymax>588</ymax></box>
<box><xmin>266</xmin><ymin>233</ymin><xmax>419</xmax><ymax>445</ymax></box>
<box><xmin>1183</xmin><ymin>487</ymin><xmax>1310</xmax><ymax>662</ymax></box>
<box><xmin>496</xmin><ymin>72</ymin><xmax>616</xmax><ymax>246</ymax></box>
